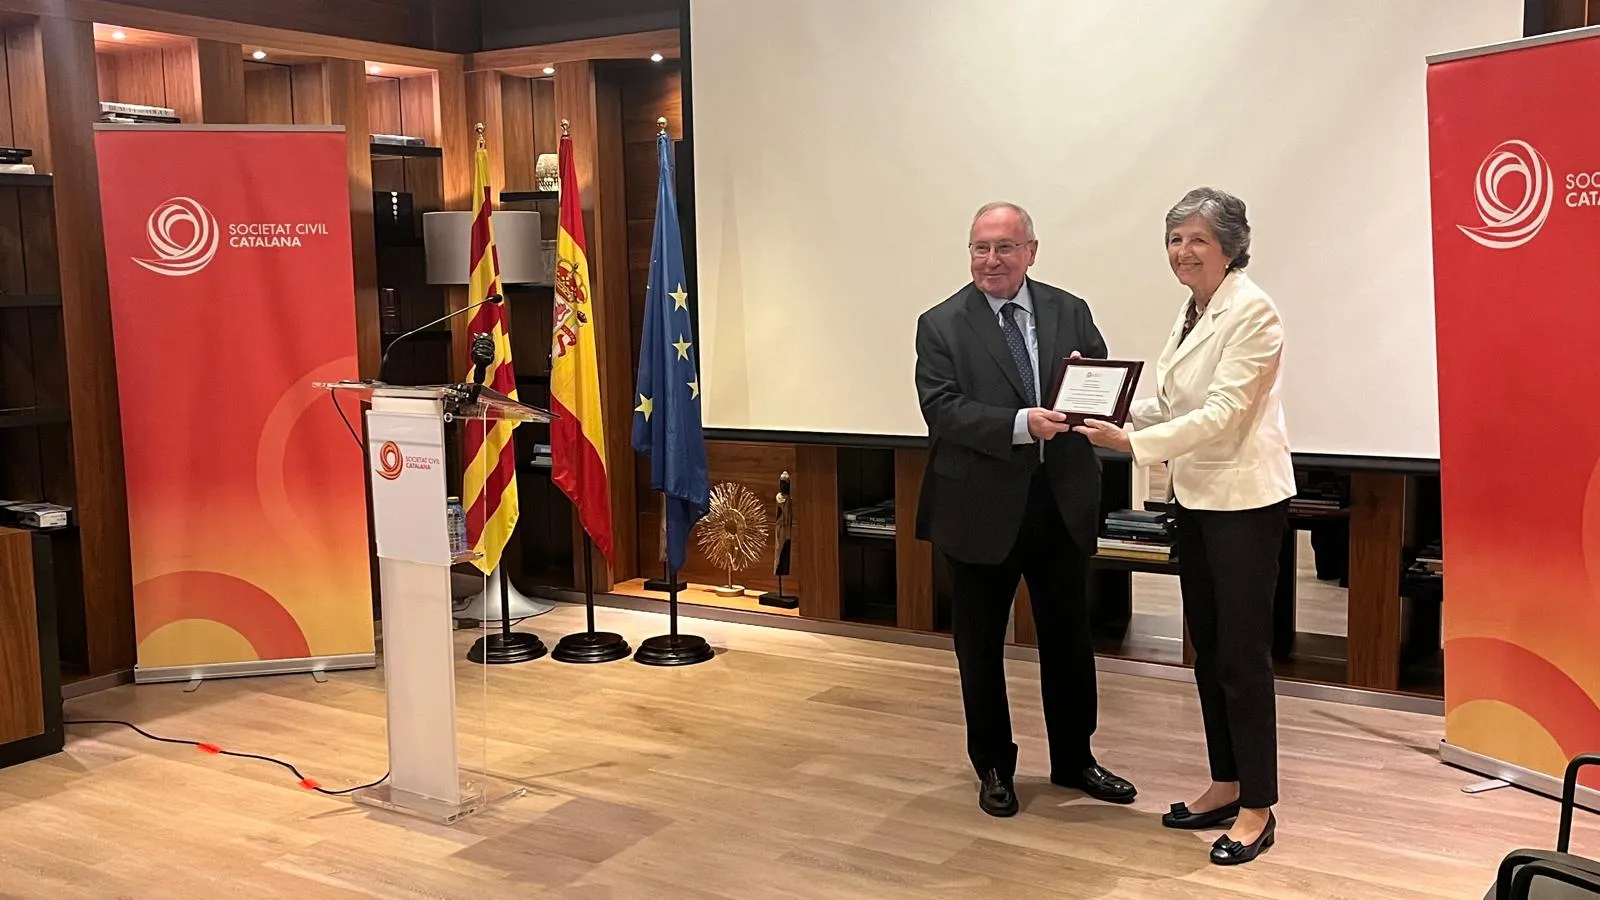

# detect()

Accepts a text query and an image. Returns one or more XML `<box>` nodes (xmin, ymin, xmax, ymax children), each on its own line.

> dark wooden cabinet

<box><xmin>0</xmin><ymin>526</ymin><xmax>64</xmax><ymax>769</ymax></box>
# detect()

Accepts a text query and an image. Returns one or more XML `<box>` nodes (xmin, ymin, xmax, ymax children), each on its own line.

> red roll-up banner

<box><xmin>1427</xmin><ymin>34</ymin><xmax>1600</xmax><ymax>789</ymax></box>
<box><xmin>94</xmin><ymin>126</ymin><xmax>374</xmax><ymax>681</ymax></box>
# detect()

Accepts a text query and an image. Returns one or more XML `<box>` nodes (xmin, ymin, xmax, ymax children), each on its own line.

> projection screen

<box><xmin>687</xmin><ymin>0</ymin><xmax>1524</xmax><ymax>457</ymax></box>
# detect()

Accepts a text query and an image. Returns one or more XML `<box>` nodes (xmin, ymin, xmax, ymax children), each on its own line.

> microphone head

<box><xmin>487</xmin><ymin>293</ymin><xmax>504</xmax><ymax>305</ymax></box>
<box><xmin>470</xmin><ymin>332</ymin><xmax>496</xmax><ymax>366</ymax></box>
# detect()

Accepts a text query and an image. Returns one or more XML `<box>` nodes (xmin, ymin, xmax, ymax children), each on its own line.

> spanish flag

<box><xmin>462</xmin><ymin>131</ymin><xmax>519</xmax><ymax>574</ymax></box>
<box><xmin>549</xmin><ymin>124</ymin><xmax>614</xmax><ymax>560</ymax></box>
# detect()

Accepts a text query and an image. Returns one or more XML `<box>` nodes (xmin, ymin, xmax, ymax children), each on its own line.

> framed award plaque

<box><xmin>1044</xmin><ymin>358</ymin><xmax>1143</xmax><ymax>427</ymax></box>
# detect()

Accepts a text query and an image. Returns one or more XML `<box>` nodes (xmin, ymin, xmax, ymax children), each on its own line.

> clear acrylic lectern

<box><xmin>317</xmin><ymin>379</ymin><xmax>553</xmax><ymax>823</ymax></box>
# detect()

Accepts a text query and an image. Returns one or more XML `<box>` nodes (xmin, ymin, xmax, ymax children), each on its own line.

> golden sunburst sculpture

<box><xmin>694</xmin><ymin>481</ymin><xmax>772</xmax><ymax>597</ymax></box>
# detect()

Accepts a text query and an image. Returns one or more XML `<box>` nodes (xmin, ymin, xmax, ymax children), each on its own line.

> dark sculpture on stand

<box><xmin>759</xmin><ymin>471</ymin><xmax>799</xmax><ymax>609</ymax></box>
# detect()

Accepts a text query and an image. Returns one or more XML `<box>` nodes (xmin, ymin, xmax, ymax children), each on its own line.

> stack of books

<box><xmin>843</xmin><ymin>500</ymin><xmax>895</xmax><ymax>538</ymax></box>
<box><xmin>372</xmin><ymin>133</ymin><xmax>426</xmax><ymax>147</ymax></box>
<box><xmin>99</xmin><ymin>101</ymin><xmax>179</xmax><ymax>124</ymax></box>
<box><xmin>0</xmin><ymin>500</ymin><xmax>71</xmax><ymax>529</ymax></box>
<box><xmin>1406</xmin><ymin>539</ymin><xmax>1443</xmax><ymax>585</ymax></box>
<box><xmin>1096</xmin><ymin>509</ymin><xmax>1175</xmax><ymax>562</ymax></box>
<box><xmin>530</xmin><ymin>443</ymin><xmax>552</xmax><ymax>468</ymax></box>
<box><xmin>1290</xmin><ymin>475</ymin><xmax>1348</xmax><ymax>518</ymax></box>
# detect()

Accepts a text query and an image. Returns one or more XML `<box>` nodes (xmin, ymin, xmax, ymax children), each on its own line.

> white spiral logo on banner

<box><xmin>1457</xmin><ymin>140</ymin><xmax>1554</xmax><ymax>250</ymax></box>
<box><xmin>135</xmin><ymin>197</ymin><xmax>220</xmax><ymax>276</ymax></box>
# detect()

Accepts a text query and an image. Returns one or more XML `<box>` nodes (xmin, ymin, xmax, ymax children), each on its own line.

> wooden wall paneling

<box><xmin>5</xmin><ymin>27</ymin><xmax>43</xmax><ymax>170</ymax></box>
<box><xmin>398</xmin><ymin>75</ymin><xmax>438</xmax><ymax>146</ymax></box>
<box><xmin>893</xmin><ymin>449</ymin><xmax>933</xmax><ymax>632</ymax></box>
<box><xmin>289</xmin><ymin>62</ymin><xmax>327</xmax><ymax>124</ymax></box>
<box><xmin>618</xmin><ymin>63</ymin><xmax>677</xmax><ymax>402</ymax></box>
<box><xmin>469</xmin><ymin>29</ymin><xmax>680</xmax><ymax>75</ymax></box>
<box><xmin>317</xmin><ymin>59</ymin><xmax>380</xmax><ymax>379</ymax></box>
<box><xmin>466</xmin><ymin>69</ymin><xmax>506</xmax><ymax>194</ymax></box>
<box><xmin>434</xmin><ymin>64</ymin><xmax>472</xmax><ymax>370</ymax></box>
<box><xmin>531</xmin><ymin>78</ymin><xmax>556</xmax><ymax>158</ymax></box>
<box><xmin>794</xmin><ymin>445</ymin><xmax>840</xmax><ymax>621</ymax></box>
<box><xmin>160</xmin><ymin>43</ymin><xmax>199</xmax><ymax>123</ymax></box>
<box><xmin>366</xmin><ymin>75</ymin><xmax>402</xmax><ymax>137</ymax></box>
<box><xmin>593</xmin><ymin>69</ymin><xmax>636</xmax><ymax>587</ymax></box>
<box><xmin>498</xmin><ymin>75</ymin><xmax>534</xmax><ymax>191</ymax></box>
<box><xmin>0</xmin><ymin>528</ymin><xmax>44</xmax><ymax>745</ymax></box>
<box><xmin>14</xmin><ymin>17</ymin><xmax>135</xmax><ymax>675</ymax></box>
<box><xmin>1347</xmin><ymin>472</ymin><xmax>1405</xmax><ymax>690</ymax></box>
<box><xmin>109</xmin><ymin>49</ymin><xmax>163</xmax><ymax>107</ymax></box>
<box><xmin>93</xmin><ymin>50</ymin><xmax>114</xmax><ymax>101</ymax></box>
<box><xmin>242</xmin><ymin>62</ymin><xmax>293</xmax><ymax>124</ymax></box>
<box><xmin>1012</xmin><ymin>582</ymin><xmax>1036</xmax><ymax>646</ymax></box>
<box><xmin>193</xmin><ymin>39</ymin><xmax>245</xmax><ymax>123</ymax></box>
<box><xmin>0</xmin><ymin>0</ymin><xmax>464</xmax><ymax>70</ymax></box>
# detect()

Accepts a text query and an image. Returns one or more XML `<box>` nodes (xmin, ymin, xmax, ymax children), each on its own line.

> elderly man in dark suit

<box><xmin>914</xmin><ymin>201</ymin><xmax>1136</xmax><ymax>817</ymax></box>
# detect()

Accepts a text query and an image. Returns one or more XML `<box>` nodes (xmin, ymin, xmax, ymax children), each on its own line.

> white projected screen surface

<box><xmin>687</xmin><ymin>0</ymin><xmax>1524</xmax><ymax>457</ymax></box>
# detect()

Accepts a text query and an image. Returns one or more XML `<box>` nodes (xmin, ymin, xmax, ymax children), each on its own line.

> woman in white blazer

<box><xmin>1076</xmin><ymin>187</ymin><xmax>1293</xmax><ymax>867</ymax></box>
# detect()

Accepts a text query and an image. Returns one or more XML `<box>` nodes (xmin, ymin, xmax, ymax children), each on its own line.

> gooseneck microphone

<box><xmin>467</xmin><ymin>332</ymin><xmax>496</xmax><ymax>404</ymax></box>
<box><xmin>376</xmin><ymin>293</ymin><xmax>503</xmax><ymax>384</ymax></box>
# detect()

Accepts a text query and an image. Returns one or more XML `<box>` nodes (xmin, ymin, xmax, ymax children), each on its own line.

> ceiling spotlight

<box><xmin>111</xmin><ymin>30</ymin><xmax>126</xmax><ymax>40</ymax></box>
<box><xmin>368</xmin><ymin>65</ymin><xmax>382</xmax><ymax>74</ymax></box>
<box><xmin>252</xmin><ymin>50</ymin><xmax>266</xmax><ymax>60</ymax></box>
<box><xmin>650</xmin><ymin>52</ymin><xmax>664</xmax><ymax>63</ymax></box>
<box><xmin>543</xmin><ymin>66</ymin><xmax>555</xmax><ymax>75</ymax></box>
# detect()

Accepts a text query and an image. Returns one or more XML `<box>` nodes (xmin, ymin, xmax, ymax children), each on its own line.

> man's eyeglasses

<box><xmin>969</xmin><ymin>241</ymin><xmax>1032</xmax><ymax>258</ymax></box>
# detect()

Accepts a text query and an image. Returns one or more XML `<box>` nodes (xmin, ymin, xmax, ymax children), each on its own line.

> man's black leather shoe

<box><xmin>1051</xmin><ymin>764</ymin><xmax>1137</xmax><ymax>804</ymax></box>
<box><xmin>978</xmin><ymin>769</ymin><xmax>1018</xmax><ymax>817</ymax></box>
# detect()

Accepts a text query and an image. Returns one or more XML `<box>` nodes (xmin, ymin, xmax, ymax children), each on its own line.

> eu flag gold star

<box><xmin>687</xmin><ymin>378</ymin><xmax>700</xmax><ymax>399</ymax></box>
<box><xmin>671</xmin><ymin>284</ymin><xmax>689</xmax><ymax>310</ymax></box>
<box><xmin>672</xmin><ymin>335</ymin><xmax>692</xmax><ymax>360</ymax></box>
<box><xmin>635</xmin><ymin>394</ymin><xmax>654</xmax><ymax>420</ymax></box>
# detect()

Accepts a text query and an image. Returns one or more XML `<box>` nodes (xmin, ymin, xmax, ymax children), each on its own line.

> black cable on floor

<box><xmin>65</xmin><ymin>719</ymin><xmax>388</xmax><ymax>796</ymax></box>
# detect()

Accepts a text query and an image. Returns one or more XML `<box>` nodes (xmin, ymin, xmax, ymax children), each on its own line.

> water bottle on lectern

<box><xmin>446</xmin><ymin>497</ymin><xmax>467</xmax><ymax>557</ymax></box>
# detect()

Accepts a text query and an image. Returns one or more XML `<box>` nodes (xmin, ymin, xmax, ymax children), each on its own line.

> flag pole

<box><xmin>632</xmin><ymin>117</ymin><xmax>712</xmax><ymax>667</ymax></box>
<box><xmin>461</xmin><ymin>121</ymin><xmax>544</xmax><ymax>665</ymax></box>
<box><xmin>552</xmin><ymin>533</ymin><xmax>631</xmax><ymax>663</ymax></box>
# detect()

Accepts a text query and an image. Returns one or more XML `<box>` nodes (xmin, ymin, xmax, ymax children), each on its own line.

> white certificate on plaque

<box><xmin>1053</xmin><ymin>365</ymin><xmax>1128</xmax><ymax>416</ymax></box>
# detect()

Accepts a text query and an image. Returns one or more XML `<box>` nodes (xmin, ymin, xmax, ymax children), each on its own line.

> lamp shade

<box><xmin>422</xmin><ymin>210</ymin><xmax>545</xmax><ymax>285</ymax></box>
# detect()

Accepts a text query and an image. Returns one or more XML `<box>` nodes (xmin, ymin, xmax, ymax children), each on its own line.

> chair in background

<box><xmin>1490</xmin><ymin>753</ymin><xmax>1600</xmax><ymax>899</ymax></box>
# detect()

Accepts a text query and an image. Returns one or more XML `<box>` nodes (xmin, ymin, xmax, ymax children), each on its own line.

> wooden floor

<box><xmin>0</xmin><ymin>605</ymin><xmax>1585</xmax><ymax>899</ymax></box>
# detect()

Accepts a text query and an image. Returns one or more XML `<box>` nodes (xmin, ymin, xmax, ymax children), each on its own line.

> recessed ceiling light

<box><xmin>650</xmin><ymin>53</ymin><xmax>664</xmax><ymax>63</ymax></box>
<box><xmin>252</xmin><ymin>50</ymin><xmax>266</xmax><ymax>60</ymax></box>
<box><xmin>543</xmin><ymin>66</ymin><xmax>555</xmax><ymax>75</ymax></box>
<box><xmin>368</xmin><ymin>65</ymin><xmax>382</xmax><ymax>74</ymax></box>
<box><xmin>111</xmin><ymin>30</ymin><xmax>126</xmax><ymax>40</ymax></box>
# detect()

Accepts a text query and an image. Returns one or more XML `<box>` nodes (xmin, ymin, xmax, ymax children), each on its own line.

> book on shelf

<box><xmin>372</xmin><ymin>133</ymin><xmax>427</xmax><ymax>147</ymax></box>
<box><xmin>843</xmin><ymin>500</ymin><xmax>895</xmax><ymax>538</ymax></box>
<box><xmin>1096</xmin><ymin>508</ymin><xmax>1176</xmax><ymax>562</ymax></box>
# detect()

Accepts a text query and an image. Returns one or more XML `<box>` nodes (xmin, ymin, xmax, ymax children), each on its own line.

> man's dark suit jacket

<box><xmin>914</xmin><ymin>278</ymin><xmax>1109</xmax><ymax>566</ymax></box>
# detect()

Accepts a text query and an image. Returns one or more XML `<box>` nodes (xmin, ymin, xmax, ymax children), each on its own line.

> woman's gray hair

<box><xmin>1165</xmin><ymin>187</ymin><xmax>1251</xmax><ymax>269</ymax></box>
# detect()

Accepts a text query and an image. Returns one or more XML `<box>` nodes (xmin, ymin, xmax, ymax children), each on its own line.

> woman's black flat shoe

<box><xmin>1209</xmin><ymin>812</ymin><xmax>1276</xmax><ymax>866</ymax></box>
<box><xmin>1162</xmin><ymin>800</ymin><xmax>1241</xmax><ymax>830</ymax></box>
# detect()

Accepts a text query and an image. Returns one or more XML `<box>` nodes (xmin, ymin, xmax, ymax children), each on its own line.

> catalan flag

<box><xmin>549</xmin><ymin>125</ymin><xmax>614</xmax><ymax>560</ymax></box>
<box><xmin>462</xmin><ymin>130</ymin><xmax>519</xmax><ymax>574</ymax></box>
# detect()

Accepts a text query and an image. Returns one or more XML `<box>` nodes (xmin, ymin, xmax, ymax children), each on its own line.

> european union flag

<box><xmin>632</xmin><ymin>131</ymin><xmax>709</xmax><ymax>573</ymax></box>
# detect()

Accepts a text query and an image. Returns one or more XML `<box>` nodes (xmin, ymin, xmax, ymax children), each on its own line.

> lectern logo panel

<box><xmin>136</xmin><ymin>196</ymin><xmax>220</xmax><ymax>276</ymax></box>
<box><xmin>377</xmin><ymin>441</ymin><xmax>404</xmax><ymax>481</ymax></box>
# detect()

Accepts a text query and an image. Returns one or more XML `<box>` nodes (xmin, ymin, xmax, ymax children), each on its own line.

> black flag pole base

<box><xmin>643</xmin><ymin>577</ymin><xmax>688</xmax><ymax>593</ymax></box>
<box><xmin>553</xmin><ymin>630</ymin><xmax>631</xmax><ymax>664</ymax></box>
<box><xmin>757</xmin><ymin>592</ymin><xmax>799</xmax><ymax>610</ymax></box>
<box><xmin>633</xmin><ymin>633</ymin><xmax>714</xmax><ymax>667</ymax></box>
<box><xmin>468</xmin><ymin>631</ymin><xmax>548</xmax><ymax>665</ymax></box>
